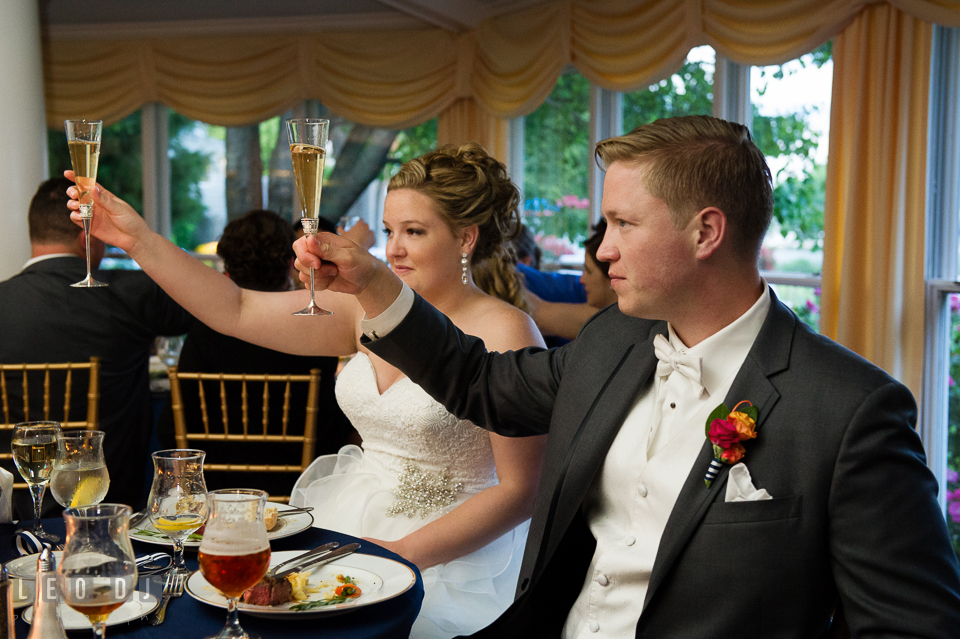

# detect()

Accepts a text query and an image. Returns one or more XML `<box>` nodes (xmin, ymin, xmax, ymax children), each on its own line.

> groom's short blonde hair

<box><xmin>595</xmin><ymin>115</ymin><xmax>773</xmax><ymax>262</ymax></box>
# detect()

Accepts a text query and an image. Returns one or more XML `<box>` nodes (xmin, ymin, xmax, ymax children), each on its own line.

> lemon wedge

<box><xmin>70</xmin><ymin>476</ymin><xmax>103</xmax><ymax>507</ymax></box>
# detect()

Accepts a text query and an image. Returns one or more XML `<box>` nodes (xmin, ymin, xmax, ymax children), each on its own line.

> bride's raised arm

<box><xmin>65</xmin><ymin>171</ymin><xmax>359</xmax><ymax>357</ymax></box>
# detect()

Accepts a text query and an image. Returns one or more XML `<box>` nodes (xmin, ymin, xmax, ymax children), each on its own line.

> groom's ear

<box><xmin>459</xmin><ymin>224</ymin><xmax>479</xmax><ymax>255</ymax></box>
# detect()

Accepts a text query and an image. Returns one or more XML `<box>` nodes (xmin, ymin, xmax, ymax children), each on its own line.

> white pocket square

<box><xmin>725</xmin><ymin>463</ymin><xmax>773</xmax><ymax>502</ymax></box>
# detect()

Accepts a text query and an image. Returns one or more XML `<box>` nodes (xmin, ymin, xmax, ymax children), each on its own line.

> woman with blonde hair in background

<box><xmin>66</xmin><ymin>143</ymin><xmax>545</xmax><ymax>638</ymax></box>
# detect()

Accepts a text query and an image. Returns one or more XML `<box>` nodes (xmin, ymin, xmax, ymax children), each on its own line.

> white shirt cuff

<box><xmin>360</xmin><ymin>282</ymin><xmax>414</xmax><ymax>340</ymax></box>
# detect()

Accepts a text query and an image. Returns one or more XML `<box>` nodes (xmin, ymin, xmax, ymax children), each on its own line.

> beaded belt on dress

<box><xmin>386</xmin><ymin>462</ymin><xmax>463</xmax><ymax>518</ymax></box>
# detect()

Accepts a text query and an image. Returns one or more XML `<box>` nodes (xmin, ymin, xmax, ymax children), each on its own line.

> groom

<box><xmin>296</xmin><ymin>116</ymin><xmax>960</xmax><ymax>637</ymax></box>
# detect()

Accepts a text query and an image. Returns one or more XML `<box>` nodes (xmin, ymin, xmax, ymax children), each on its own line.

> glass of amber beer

<box><xmin>58</xmin><ymin>504</ymin><xmax>138</xmax><ymax>638</ymax></box>
<box><xmin>198</xmin><ymin>489</ymin><xmax>271</xmax><ymax>639</ymax></box>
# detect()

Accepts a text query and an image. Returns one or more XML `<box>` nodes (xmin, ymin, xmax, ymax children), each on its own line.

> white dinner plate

<box><xmin>23</xmin><ymin>591</ymin><xmax>159</xmax><ymax>629</ymax></box>
<box><xmin>4</xmin><ymin>551</ymin><xmax>65</xmax><ymax>581</ymax></box>
<box><xmin>185</xmin><ymin>550</ymin><xmax>416</xmax><ymax>619</ymax></box>
<box><xmin>130</xmin><ymin>503</ymin><xmax>314</xmax><ymax>548</ymax></box>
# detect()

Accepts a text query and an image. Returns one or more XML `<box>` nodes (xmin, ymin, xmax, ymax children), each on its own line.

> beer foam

<box><xmin>198</xmin><ymin>528</ymin><xmax>268</xmax><ymax>555</ymax></box>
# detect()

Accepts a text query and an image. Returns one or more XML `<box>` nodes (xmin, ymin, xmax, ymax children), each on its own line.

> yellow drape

<box><xmin>436</xmin><ymin>99</ymin><xmax>511</xmax><ymax>165</ymax></box>
<box><xmin>42</xmin><ymin>1</ymin><xmax>960</xmax><ymax>128</ymax></box>
<box><xmin>820</xmin><ymin>4</ymin><xmax>932</xmax><ymax>397</ymax></box>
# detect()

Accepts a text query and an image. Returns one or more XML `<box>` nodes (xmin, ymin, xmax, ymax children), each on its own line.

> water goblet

<box><xmin>146</xmin><ymin>449</ymin><xmax>208</xmax><ymax>577</ymax></box>
<box><xmin>286</xmin><ymin>118</ymin><xmax>332</xmax><ymax>316</ymax></box>
<box><xmin>11</xmin><ymin>421</ymin><xmax>61</xmax><ymax>542</ymax></box>
<box><xmin>51</xmin><ymin>430</ymin><xmax>110</xmax><ymax>509</ymax></box>
<box><xmin>198</xmin><ymin>489</ymin><xmax>270</xmax><ymax>639</ymax></box>
<box><xmin>57</xmin><ymin>504</ymin><xmax>137</xmax><ymax>639</ymax></box>
<box><xmin>64</xmin><ymin>119</ymin><xmax>107</xmax><ymax>288</ymax></box>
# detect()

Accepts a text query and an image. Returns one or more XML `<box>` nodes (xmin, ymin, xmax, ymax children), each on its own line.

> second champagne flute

<box><xmin>64</xmin><ymin>119</ymin><xmax>107</xmax><ymax>288</ymax></box>
<box><xmin>286</xmin><ymin>118</ymin><xmax>332</xmax><ymax>316</ymax></box>
<box><xmin>12</xmin><ymin>421</ymin><xmax>61</xmax><ymax>542</ymax></box>
<box><xmin>146</xmin><ymin>449</ymin><xmax>208</xmax><ymax>576</ymax></box>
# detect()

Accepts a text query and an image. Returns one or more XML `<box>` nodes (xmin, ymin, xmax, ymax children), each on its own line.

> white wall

<box><xmin>0</xmin><ymin>0</ymin><xmax>47</xmax><ymax>280</ymax></box>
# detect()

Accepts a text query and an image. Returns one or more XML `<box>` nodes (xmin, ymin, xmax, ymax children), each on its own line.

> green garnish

<box><xmin>134</xmin><ymin>528</ymin><xmax>203</xmax><ymax>541</ymax></box>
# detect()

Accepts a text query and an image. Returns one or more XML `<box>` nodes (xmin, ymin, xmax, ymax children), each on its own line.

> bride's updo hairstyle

<box><xmin>388</xmin><ymin>143</ymin><xmax>528</xmax><ymax>311</ymax></box>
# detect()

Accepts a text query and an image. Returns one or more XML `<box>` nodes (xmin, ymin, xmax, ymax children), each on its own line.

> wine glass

<box><xmin>198</xmin><ymin>489</ymin><xmax>270</xmax><ymax>639</ymax></box>
<box><xmin>11</xmin><ymin>421</ymin><xmax>61</xmax><ymax>542</ymax></box>
<box><xmin>286</xmin><ymin>118</ymin><xmax>332</xmax><ymax>316</ymax></box>
<box><xmin>64</xmin><ymin>119</ymin><xmax>107</xmax><ymax>288</ymax></box>
<box><xmin>57</xmin><ymin>504</ymin><xmax>137</xmax><ymax>639</ymax></box>
<box><xmin>146</xmin><ymin>449</ymin><xmax>208</xmax><ymax>577</ymax></box>
<box><xmin>50</xmin><ymin>430</ymin><xmax>110</xmax><ymax>508</ymax></box>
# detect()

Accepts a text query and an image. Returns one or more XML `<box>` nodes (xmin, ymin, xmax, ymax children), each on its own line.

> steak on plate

<box><xmin>241</xmin><ymin>574</ymin><xmax>294</xmax><ymax>606</ymax></box>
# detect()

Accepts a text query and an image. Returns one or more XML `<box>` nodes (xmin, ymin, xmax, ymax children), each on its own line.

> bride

<box><xmin>66</xmin><ymin>143</ymin><xmax>546</xmax><ymax>638</ymax></box>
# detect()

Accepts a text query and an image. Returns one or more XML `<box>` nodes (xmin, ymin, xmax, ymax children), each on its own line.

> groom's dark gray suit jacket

<box><xmin>365</xmin><ymin>289</ymin><xmax>960</xmax><ymax>638</ymax></box>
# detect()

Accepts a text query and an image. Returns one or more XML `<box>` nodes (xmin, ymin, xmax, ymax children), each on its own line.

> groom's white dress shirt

<box><xmin>361</xmin><ymin>282</ymin><xmax>771</xmax><ymax>638</ymax></box>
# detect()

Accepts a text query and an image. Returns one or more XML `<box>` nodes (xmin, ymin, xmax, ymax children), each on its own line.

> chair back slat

<box><xmin>0</xmin><ymin>359</ymin><xmax>101</xmax><ymax>496</ymax></box>
<box><xmin>167</xmin><ymin>367</ymin><xmax>321</xmax><ymax>502</ymax></box>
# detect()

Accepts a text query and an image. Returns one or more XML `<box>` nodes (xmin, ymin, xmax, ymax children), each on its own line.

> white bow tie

<box><xmin>653</xmin><ymin>334</ymin><xmax>704</xmax><ymax>390</ymax></box>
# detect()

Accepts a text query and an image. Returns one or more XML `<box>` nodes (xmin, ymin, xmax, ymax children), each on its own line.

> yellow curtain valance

<box><xmin>42</xmin><ymin>0</ymin><xmax>960</xmax><ymax>128</ymax></box>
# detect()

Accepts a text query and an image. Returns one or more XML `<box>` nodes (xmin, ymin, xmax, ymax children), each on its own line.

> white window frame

<box><xmin>922</xmin><ymin>25</ymin><xmax>960</xmax><ymax>511</ymax></box>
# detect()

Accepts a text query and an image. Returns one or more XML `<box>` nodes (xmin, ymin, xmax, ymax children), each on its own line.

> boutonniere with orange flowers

<box><xmin>704</xmin><ymin>400</ymin><xmax>758</xmax><ymax>487</ymax></box>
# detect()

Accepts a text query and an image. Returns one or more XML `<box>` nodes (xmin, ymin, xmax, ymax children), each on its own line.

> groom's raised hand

<box><xmin>294</xmin><ymin>232</ymin><xmax>403</xmax><ymax>318</ymax></box>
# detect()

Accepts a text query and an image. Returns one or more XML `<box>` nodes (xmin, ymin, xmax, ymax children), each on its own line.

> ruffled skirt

<box><xmin>291</xmin><ymin>445</ymin><xmax>528</xmax><ymax>638</ymax></box>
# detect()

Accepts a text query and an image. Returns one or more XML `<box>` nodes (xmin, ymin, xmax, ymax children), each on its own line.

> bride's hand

<box><xmin>294</xmin><ymin>233</ymin><xmax>402</xmax><ymax>317</ymax></box>
<box><xmin>64</xmin><ymin>170</ymin><xmax>150</xmax><ymax>255</ymax></box>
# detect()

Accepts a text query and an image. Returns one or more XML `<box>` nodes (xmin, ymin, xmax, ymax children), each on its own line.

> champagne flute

<box><xmin>50</xmin><ymin>430</ymin><xmax>110</xmax><ymax>508</ymax></box>
<box><xmin>146</xmin><ymin>449</ymin><xmax>208</xmax><ymax>577</ymax></box>
<box><xmin>12</xmin><ymin>421</ymin><xmax>61</xmax><ymax>542</ymax></box>
<box><xmin>198</xmin><ymin>489</ymin><xmax>270</xmax><ymax>639</ymax></box>
<box><xmin>286</xmin><ymin>118</ymin><xmax>332</xmax><ymax>316</ymax></box>
<box><xmin>64</xmin><ymin>119</ymin><xmax>107</xmax><ymax>288</ymax></box>
<box><xmin>57</xmin><ymin>504</ymin><xmax>137</xmax><ymax>639</ymax></box>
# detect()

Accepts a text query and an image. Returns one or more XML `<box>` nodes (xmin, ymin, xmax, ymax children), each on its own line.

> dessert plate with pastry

<box><xmin>185</xmin><ymin>548</ymin><xmax>416</xmax><ymax>618</ymax></box>
<box><xmin>130</xmin><ymin>502</ymin><xmax>314</xmax><ymax>548</ymax></box>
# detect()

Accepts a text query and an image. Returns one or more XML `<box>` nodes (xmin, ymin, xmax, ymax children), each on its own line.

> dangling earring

<box><xmin>461</xmin><ymin>253</ymin><xmax>469</xmax><ymax>285</ymax></box>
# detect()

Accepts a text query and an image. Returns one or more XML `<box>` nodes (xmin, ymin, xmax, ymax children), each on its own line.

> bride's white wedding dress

<box><xmin>290</xmin><ymin>353</ymin><xmax>528</xmax><ymax>638</ymax></box>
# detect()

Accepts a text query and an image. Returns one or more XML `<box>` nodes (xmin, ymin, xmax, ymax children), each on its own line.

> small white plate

<box><xmin>23</xmin><ymin>591</ymin><xmax>159</xmax><ymax>629</ymax></box>
<box><xmin>10</xmin><ymin>578</ymin><xmax>35</xmax><ymax>609</ymax></box>
<box><xmin>186</xmin><ymin>550</ymin><xmax>416</xmax><ymax>619</ymax></box>
<box><xmin>130</xmin><ymin>503</ymin><xmax>314</xmax><ymax>548</ymax></box>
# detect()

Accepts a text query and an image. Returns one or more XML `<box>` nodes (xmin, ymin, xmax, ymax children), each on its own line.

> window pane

<box><xmin>522</xmin><ymin>70</ymin><xmax>591</xmax><ymax>265</ymax></box>
<box><xmin>948</xmin><ymin>293</ymin><xmax>960</xmax><ymax>558</ymax></box>
<box><xmin>769</xmin><ymin>283</ymin><xmax>821</xmax><ymax>333</ymax></box>
<box><xmin>167</xmin><ymin>109</ymin><xmax>437</xmax><ymax>253</ymax></box>
<box><xmin>621</xmin><ymin>45</ymin><xmax>715</xmax><ymax>132</ymax></box>
<box><xmin>752</xmin><ymin>44</ymin><xmax>832</xmax><ymax>276</ymax></box>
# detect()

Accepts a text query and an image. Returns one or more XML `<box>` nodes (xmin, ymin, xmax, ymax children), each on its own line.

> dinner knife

<box><xmin>273</xmin><ymin>542</ymin><xmax>360</xmax><ymax>579</ymax></box>
<box><xmin>266</xmin><ymin>542</ymin><xmax>339</xmax><ymax>578</ymax></box>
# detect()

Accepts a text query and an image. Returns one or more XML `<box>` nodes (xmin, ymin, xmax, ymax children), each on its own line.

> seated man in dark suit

<box><xmin>296</xmin><ymin>115</ymin><xmax>960</xmax><ymax>637</ymax></box>
<box><xmin>0</xmin><ymin>178</ymin><xmax>192</xmax><ymax>514</ymax></box>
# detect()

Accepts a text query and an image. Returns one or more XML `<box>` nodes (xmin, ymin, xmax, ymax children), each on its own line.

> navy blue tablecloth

<box><xmin>2</xmin><ymin>519</ymin><xmax>423</xmax><ymax>638</ymax></box>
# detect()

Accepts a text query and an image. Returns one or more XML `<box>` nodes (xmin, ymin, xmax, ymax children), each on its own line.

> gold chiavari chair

<box><xmin>0</xmin><ymin>357</ymin><xmax>101</xmax><ymax>492</ymax></box>
<box><xmin>167</xmin><ymin>366</ymin><xmax>320</xmax><ymax>503</ymax></box>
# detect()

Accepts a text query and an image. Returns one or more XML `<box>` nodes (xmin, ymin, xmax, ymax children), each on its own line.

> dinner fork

<box><xmin>147</xmin><ymin>571</ymin><xmax>186</xmax><ymax>625</ymax></box>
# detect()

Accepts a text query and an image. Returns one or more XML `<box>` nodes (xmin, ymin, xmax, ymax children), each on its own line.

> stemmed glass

<box><xmin>57</xmin><ymin>504</ymin><xmax>137</xmax><ymax>639</ymax></box>
<box><xmin>198</xmin><ymin>489</ymin><xmax>270</xmax><ymax>639</ymax></box>
<box><xmin>11</xmin><ymin>421</ymin><xmax>61</xmax><ymax>542</ymax></box>
<box><xmin>50</xmin><ymin>430</ymin><xmax>110</xmax><ymax>508</ymax></box>
<box><xmin>146</xmin><ymin>449</ymin><xmax>208</xmax><ymax>577</ymax></box>
<box><xmin>286</xmin><ymin>118</ymin><xmax>332</xmax><ymax>316</ymax></box>
<box><xmin>64</xmin><ymin>119</ymin><xmax>106</xmax><ymax>288</ymax></box>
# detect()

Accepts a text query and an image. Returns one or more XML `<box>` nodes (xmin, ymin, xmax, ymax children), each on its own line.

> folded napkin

<box><xmin>0</xmin><ymin>467</ymin><xmax>12</xmax><ymax>523</ymax></box>
<box><xmin>16</xmin><ymin>531</ymin><xmax>52</xmax><ymax>556</ymax></box>
<box><xmin>725</xmin><ymin>463</ymin><xmax>773</xmax><ymax>502</ymax></box>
